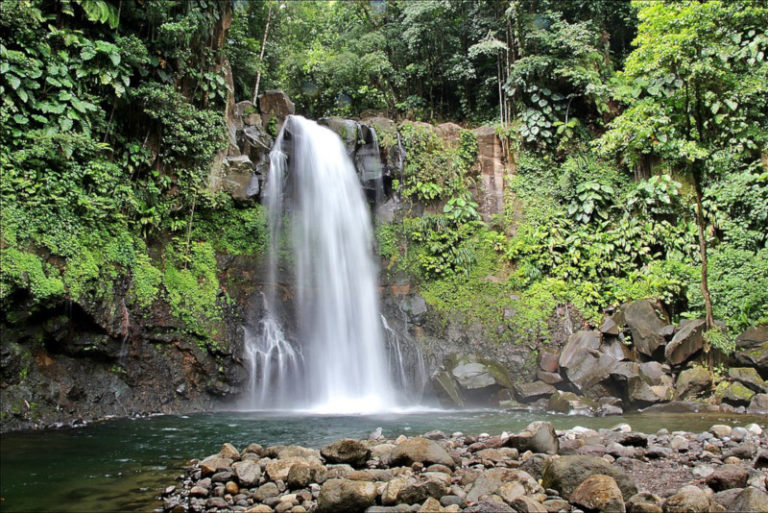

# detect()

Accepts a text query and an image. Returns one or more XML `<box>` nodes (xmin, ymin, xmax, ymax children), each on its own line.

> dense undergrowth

<box><xmin>0</xmin><ymin>0</ymin><xmax>267</xmax><ymax>349</ymax></box>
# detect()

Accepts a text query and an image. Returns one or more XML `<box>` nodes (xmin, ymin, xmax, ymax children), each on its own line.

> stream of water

<box><xmin>1</xmin><ymin>410</ymin><xmax>765</xmax><ymax>513</ymax></box>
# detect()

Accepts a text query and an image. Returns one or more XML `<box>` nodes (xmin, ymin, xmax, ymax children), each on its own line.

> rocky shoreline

<box><xmin>161</xmin><ymin>421</ymin><xmax>767</xmax><ymax>513</ymax></box>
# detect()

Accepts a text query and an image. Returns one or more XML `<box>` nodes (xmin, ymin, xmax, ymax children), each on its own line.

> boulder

<box><xmin>564</xmin><ymin>351</ymin><xmax>619</xmax><ymax>394</ymax></box>
<box><xmin>721</xmin><ymin>381</ymin><xmax>755</xmax><ymax>405</ymax></box>
<box><xmin>390</xmin><ymin>437</ymin><xmax>455</xmax><ymax>468</ymax></box>
<box><xmin>233</xmin><ymin>460</ymin><xmax>261</xmax><ymax>487</ymax></box>
<box><xmin>394</xmin><ymin>475</ymin><xmax>448</xmax><ymax>504</ymax></box>
<box><xmin>514</xmin><ymin>381</ymin><xmax>556</xmax><ymax>402</ymax></box>
<box><xmin>559</xmin><ymin>331</ymin><xmax>600</xmax><ymax>369</ymax></box>
<box><xmin>705</xmin><ymin>464</ymin><xmax>748</xmax><ymax>491</ymax></box>
<box><xmin>622</xmin><ymin>300</ymin><xmax>670</xmax><ymax>357</ymax></box>
<box><xmin>254</xmin><ymin>482</ymin><xmax>280</xmax><ymax>502</ymax></box>
<box><xmin>733</xmin><ymin>326</ymin><xmax>768</xmax><ymax>376</ymax></box>
<box><xmin>548</xmin><ymin>391</ymin><xmax>597</xmax><ymax>415</ymax></box>
<box><xmin>504</xmin><ymin>421</ymin><xmax>559</xmax><ymax>455</ymax></box>
<box><xmin>431</xmin><ymin>369</ymin><xmax>464</xmax><ymax>407</ymax></box>
<box><xmin>317</xmin><ymin>479</ymin><xmax>377</xmax><ymax>513</ymax></box>
<box><xmin>570</xmin><ymin>474</ymin><xmax>626</xmax><ymax>513</ymax></box>
<box><xmin>662</xmin><ymin>485</ymin><xmax>711</xmax><ymax>513</ymax></box>
<box><xmin>451</xmin><ymin>355</ymin><xmax>510</xmax><ymax>390</ymax></box>
<box><xmin>538</xmin><ymin>350</ymin><xmax>560</xmax><ymax>373</ymax></box>
<box><xmin>728</xmin><ymin>367</ymin><xmax>767</xmax><ymax>393</ymax></box>
<box><xmin>638</xmin><ymin>361</ymin><xmax>673</xmax><ymax>386</ymax></box>
<box><xmin>259</xmin><ymin>90</ymin><xmax>295</xmax><ymax>129</ymax></box>
<box><xmin>627</xmin><ymin>492</ymin><xmax>663</xmax><ymax>513</ymax></box>
<box><xmin>664</xmin><ymin>319</ymin><xmax>705</xmax><ymax>366</ymax></box>
<box><xmin>219</xmin><ymin>443</ymin><xmax>241</xmax><ymax>460</ymax></box>
<box><xmin>466</xmin><ymin>468</ymin><xmax>533</xmax><ymax>503</ymax></box>
<box><xmin>628</xmin><ymin>376</ymin><xmax>672</xmax><ymax>404</ymax></box>
<box><xmin>541</xmin><ymin>455</ymin><xmax>637</xmax><ymax>501</ymax></box>
<box><xmin>602</xmin><ymin>338</ymin><xmax>632</xmax><ymax>361</ymax></box>
<box><xmin>321</xmin><ymin>439</ymin><xmax>371</xmax><ymax>467</ymax></box>
<box><xmin>535</xmin><ymin>369</ymin><xmax>563</xmax><ymax>385</ymax></box>
<box><xmin>200</xmin><ymin>456</ymin><xmax>233</xmax><ymax>476</ymax></box>
<box><xmin>730</xmin><ymin>487</ymin><xmax>768</xmax><ymax>513</ymax></box>
<box><xmin>675</xmin><ymin>367</ymin><xmax>712</xmax><ymax>399</ymax></box>
<box><xmin>747</xmin><ymin>393</ymin><xmax>768</xmax><ymax>413</ymax></box>
<box><xmin>287</xmin><ymin>462</ymin><xmax>312</xmax><ymax>489</ymax></box>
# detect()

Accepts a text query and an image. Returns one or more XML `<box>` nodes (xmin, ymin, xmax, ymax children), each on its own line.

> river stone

<box><xmin>254</xmin><ymin>482</ymin><xmax>280</xmax><ymax>501</ymax></box>
<box><xmin>662</xmin><ymin>485</ymin><xmax>711</xmax><ymax>513</ymax></box>
<box><xmin>505</xmin><ymin>421</ymin><xmax>559</xmax><ymax>455</ymax></box>
<box><xmin>508</xmin><ymin>497</ymin><xmax>547</xmax><ymax>512</ymax></box>
<box><xmin>733</xmin><ymin>326</ymin><xmax>768</xmax><ymax>374</ymax></box>
<box><xmin>190</xmin><ymin>485</ymin><xmax>209</xmax><ymax>497</ymax></box>
<box><xmin>541</xmin><ymin>455</ymin><xmax>637</xmax><ymax>501</ymax></box>
<box><xmin>200</xmin><ymin>456</ymin><xmax>234</xmax><ymax>476</ymax></box>
<box><xmin>626</xmin><ymin>492</ymin><xmax>663</xmax><ymax>513</ymax></box>
<box><xmin>665</xmin><ymin>319</ymin><xmax>705</xmax><ymax>366</ymax></box>
<box><xmin>748</xmin><ymin>393</ymin><xmax>768</xmax><ymax>413</ymax></box>
<box><xmin>390</xmin><ymin>437</ymin><xmax>454</xmax><ymax>468</ymax></box>
<box><xmin>219</xmin><ymin>443</ymin><xmax>241</xmax><ymax>461</ymax></box>
<box><xmin>321</xmin><ymin>439</ymin><xmax>371</xmax><ymax>467</ymax></box>
<box><xmin>548</xmin><ymin>391</ymin><xmax>597</xmax><ymax>415</ymax></box>
<box><xmin>463</xmin><ymin>501</ymin><xmax>514</xmax><ymax>513</ymax></box>
<box><xmin>317</xmin><ymin>479</ymin><xmax>377</xmax><ymax>513</ymax></box>
<box><xmin>730</xmin><ymin>487</ymin><xmax>768</xmax><ymax>512</ymax></box>
<box><xmin>623</xmin><ymin>300</ymin><xmax>669</xmax><ymax>357</ymax></box>
<box><xmin>287</xmin><ymin>462</ymin><xmax>312</xmax><ymax>489</ymax></box>
<box><xmin>234</xmin><ymin>460</ymin><xmax>261</xmax><ymax>487</ymax></box>
<box><xmin>514</xmin><ymin>381</ymin><xmax>556</xmax><ymax>402</ymax></box>
<box><xmin>264</xmin><ymin>445</ymin><xmax>321</xmax><ymax>460</ymax></box>
<box><xmin>705</xmin><ymin>464</ymin><xmax>748</xmax><ymax>491</ymax></box>
<box><xmin>395</xmin><ymin>475</ymin><xmax>447</xmax><ymax>504</ymax></box>
<box><xmin>728</xmin><ymin>367</ymin><xmax>767</xmax><ymax>393</ymax></box>
<box><xmin>570</xmin><ymin>474</ymin><xmax>626</xmax><ymax>513</ymax></box>
<box><xmin>722</xmin><ymin>381</ymin><xmax>755</xmax><ymax>405</ymax></box>
<box><xmin>675</xmin><ymin>367</ymin><xmax>712</xmax><ymax>399</ymax></box>
<box><xmin>266</xmin><ymin>456</ymin><xmax>323</xmax><ymax>481</ymax></box>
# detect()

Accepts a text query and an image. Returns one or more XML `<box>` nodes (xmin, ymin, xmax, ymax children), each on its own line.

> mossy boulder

<box><xmin>721</xmin><ymin>381</ymin><xmax>755</xmax><ymax>406</ymax></box>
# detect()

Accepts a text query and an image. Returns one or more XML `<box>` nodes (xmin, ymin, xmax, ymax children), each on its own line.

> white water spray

<box><xmin>245</xmin><ymin>115</ymin><xmax>397</xmax><ymax>413</ymax></box>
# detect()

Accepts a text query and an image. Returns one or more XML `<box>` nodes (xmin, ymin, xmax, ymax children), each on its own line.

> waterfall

<box><xmin>245</xmin><ymin>115</ymin><xmax>397</xmax><ymax>413</ymax></box>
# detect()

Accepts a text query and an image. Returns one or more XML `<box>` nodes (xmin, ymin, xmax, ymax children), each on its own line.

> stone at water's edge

<box><xmin>320</xmin><ymin>439</ymin><xmax>371</xmax><ymax>468</ymax></box>
<box><xmin>390</xmin><ymin>437</ymin><xmax>455</xmax><ymax>468</ymax></box>
<box><xmin>734</xmin><ymin>326</ymin><xmax>768</xmax><ymax>375</ymax></box>
<box><xmin>317</xmin><ymin>478</ymin><xmax>377</xmax><ymax>513</ymax></box>
<box><xmin>665</xmin><ymin>319</ymin><xmax>705</xmax><ymax>366</ymax></box>
<box><xmin>675</xmin><ymin>367</ymin><xmax>712</xmax><ymax>400</ymax></box>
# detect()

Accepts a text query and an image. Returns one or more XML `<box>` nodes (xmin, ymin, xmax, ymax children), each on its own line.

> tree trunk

<box><xmin>692</xmin><ymin>167</ymin><xmax>715</xmax><ymax>331</ymax></box>
<box><xmin>252</xmin><ymin>3</ymin><xmax>274</xmax><ymax>105</ymax></box>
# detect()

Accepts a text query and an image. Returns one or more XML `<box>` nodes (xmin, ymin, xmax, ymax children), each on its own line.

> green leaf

<box><xmin>59</xmin><ymin>116</ymin><xmax>73</xmax><ymax>131</ymax></box>
<box><xmin>80</xmin><ymin>46</ymin><xmax>97</xmax><ymax>60</ymax></box>
<box><xmin>13</xmin><ymin>114</ymin><xmax>28</xmax><ymax>125</ymax></box>
<box><xmin>723</xmin><ymin>99</ymin><xmax>738</xmax><ymax>111</ymax></box>
<box><xmin>7</xmin><ymin>75</ymin><xmax>20</xmax><ymax>90</ymax></box>
<box><xmin>18</xmin><ymin>88</ymin><xmax>28</xmax><ymax>102</ymax></box>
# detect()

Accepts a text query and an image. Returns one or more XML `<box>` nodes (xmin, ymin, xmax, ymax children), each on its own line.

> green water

<box><xmin>1</xmin><ymin>410</ymin><xmax>765</xmax><ymax>512</ymax></box>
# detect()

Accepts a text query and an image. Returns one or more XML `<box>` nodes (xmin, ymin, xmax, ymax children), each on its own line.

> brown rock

<box><xmin>219</xmin><ymin>443</ymin><xmax>241</xmax><ymax>461</ymax></box>
<box><xmin>225</xmin><ymin>480</ymin><xmax>239</xmax><ymax>495</ymax></box>
<box><xmin>542</xmin><ymin>455</ymin><xmax>637</xmax><ymax>501</ymax></box>
<box><xmin>705</xmin><ymin>464</ymin><xmax>748</xmax><ymax>491</ymax></box>
<box><xmin>730</xmin><ymin>487</ymin><xmax>768</xmax><ymax>512</ymax></box>
<box><xmin>200</xmin><ymin>456</ymin><xmax>233</xmax><ymax>476</ymax></box>
<box><xmin>663</xmin><ymin>485</ymin><xmax>711</xmax><ymax>513</ymax></box>
<box><xmin>321</xmin><ymin>439</ymin><xmax>370</xmax><ymax>467</ymax></box>
<box><xmin>538</xmin><ymin>350</ymin><xmax>560</xmax><ymax>373</ymax></box>
<box><xmin>317</xmin><ymin>478</ymin><xmax>377</xmax><ymax>513</ymax></box>
<box><xmin>390</xmin><ymin>437</ymin><xmax>455</xmax><ymax>468</ymax></box>
<box><xmin>570</xmin><ymin>474</ymin><xmax>626</xmax><ymax>513</ymax></box>
<box><xmin>623</xmin><ymin>300</ymin><xmax>670</xmax><ymax>357</ymax></box>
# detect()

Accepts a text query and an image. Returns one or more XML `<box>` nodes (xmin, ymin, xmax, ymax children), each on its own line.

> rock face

<box><xmin>471</xmin><ymin>124</ymin><xmax>509</xmax><ymax>218</ymax></box>
<box><xmin>259</xmin><ymin>90</ymin><xmax>295</xmax><ymax>129</ymax></box>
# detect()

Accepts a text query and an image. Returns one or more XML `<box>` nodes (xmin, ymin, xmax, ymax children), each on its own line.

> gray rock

<box><xmin>733</xmin><ymin>326</ymin><xmax>768</xmax><ymax>374</ymax></box>
<box><xmin>254</xmin><ymin>482</ymin><xmax>280</xmax><ymax>501</ymax></box>
<box><xmin>463</xmin><ymin>501</ymin><xmax>514</xmax><ymax>513</ymax></box>
<box><xmin>505</xmin><ymin>421</ymin><xmax>559</xmax><ymax>455</ymax></box>
<box><xmin>535</xmin><ymin>369</ymin><xmax>563</xmax><ymax>385</ymax></box>
<box><xmin>317</xmin><ymin>479</ymin><xmax>377</xmax><ymax>513</ymax></box>
<box><xmin>626</xmin><ymin>492</ymin><xmax>663</xmax><ymax>513</ymax></box>
<box><xmin>514</xmin><ymin>382</ymin><xmax>556</xmax><ymax>403</ymax></box>
<box><xmin>558</xmin><ymin>331</ymin><xmax>600</xmax><ymax>369</ymax></box>
<box><xmin>287</xmin><ymin>462</ymin><xmax>312</xmax><ymax>489</ymax></box>
<box><xmin>705</xmin><ymin>464</ymin><xmax>748</xmax><ymax>491</ymax></box>
<box><xmin>321</xmin><ymin>439</ymin><xmax>371</xmax><ymax>467</ymax></box>
<box><xmin>548</xmin><ymin>391</ymin><xmax>597</xmax><ymax>415</ymax></box>
<box><xmin>675</xmin><ymin>367</ymin><xmax>712</xmax><ymax>400</ymax></box>
<box><xmin>233</xmin><ymin>460</ymin><xmax>261</xmax><ymax>487</ymax></box>
<box><xmin>570</xmin><ymin>474</ymin><xmax>625</xmax><ymax>513</ymax></box>
<box><xmin>748</xmin><ymin>393</ymin><xmax>768</xmax><ymax>413</ymax></box>
<box><xmin>722</xmin><ymin>381</ymin><xmax>755</xmax><ymax>405</ymax></box>
<box><xmin>730</xmin><ymin>487</ymin><xmax>768</xmax><ymax>512</ymax></box>
<box><xmin>623</xmin><ymin>300</ymin><xmax>670</xmax><ymax>357</ymax></box>
<box><xmin>541</xmin><ymin>455</ymin><xmax>637</xmax><ymax>501</ymax></box>
<box><xmin>728</xmin><ymin>367</ymin><xmax>767</xmax><ymax>393</ymax></box>
<box><xmin>390</xmin><ymin>437</ymin><xmax>455</xmax><ymax>468</ymax></box>
<box><xmin>665</xmin><ymin>319</ymin><xmax>705</xmax><ymax>366</ymax></box>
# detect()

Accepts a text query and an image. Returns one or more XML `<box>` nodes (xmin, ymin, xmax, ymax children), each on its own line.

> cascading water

<box><xmin>245</xmin><ymin>115</ymin><xmax>397</xmax><ymax>413</ymax></box>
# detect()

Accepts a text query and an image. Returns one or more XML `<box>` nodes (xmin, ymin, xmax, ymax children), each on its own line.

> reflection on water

<box><xmin>1</xmin><ymin>409</ymin><xmax>765</xmax><ymax>512</ymax></box>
